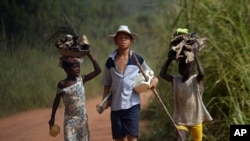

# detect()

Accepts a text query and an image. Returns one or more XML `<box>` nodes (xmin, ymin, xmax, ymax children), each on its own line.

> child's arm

<box><xmin>48</xmin><ymin>85</ymin><xmax>61</xmax><ymax>128</ymax></box>
<box><xmin>193</xmin><ymin>48</ymin><xmax>204</xmax><ymax>82</ymax></box>
<box><xmin>160</xmin><ymin>55</ymin><xmax>174</xmax><ymax>82</ymax></box>
<box><xmin>82</xmin><ymin>50</ymin><xmax>101</xmax><ymax>83</ymax></box>
<box><xmin>102</xmin><ymin>85</ymin><xmax>112</xmax><ymax>108</ymax></box>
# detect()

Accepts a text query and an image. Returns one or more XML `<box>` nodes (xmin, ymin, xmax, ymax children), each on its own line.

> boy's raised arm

<box><xmin>160</xmin><ymin>57</ymin><xmax>174</xmax><ymax>82</ymax></box>
<box><xmin>193</xmin><ymin>48</ymin><xmax>204</xmax><ymax>82</ymax></box>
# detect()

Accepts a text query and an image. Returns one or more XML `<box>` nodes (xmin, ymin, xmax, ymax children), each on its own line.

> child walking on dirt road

<box><xmin>159</xmin><ymin>47</ymin><xmax>212</xmax><ymax>141</ymax></box>
<box><xmin>48</xmin><ymin>45</ymin><xmax>101</xmax><ymax>141</ymax></box>
<box><xmin>101</xmin><ymin>25</ymin><xmax>158</xmax><ymax>141</ymax></box>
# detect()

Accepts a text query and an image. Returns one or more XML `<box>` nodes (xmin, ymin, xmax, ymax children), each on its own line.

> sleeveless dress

<box><xmin>57</xmin><ymin>77</ymin><xmax>89</xmax><ymax>141</ymax></box>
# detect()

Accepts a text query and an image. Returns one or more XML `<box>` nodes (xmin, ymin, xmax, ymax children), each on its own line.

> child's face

<box><xmin>114</xmin><ymin>32</ymin><xmax>132</xmax><ymax>49</ymax></box>
<box><xmin>66</xmin><ymin>63</ymin><xmax>80</xmax><ymax>77</ymax></box>
<box><xmin>178</xmin><ymin>59</ymin><xmax>194</xmax><ymax>77</ymax></box>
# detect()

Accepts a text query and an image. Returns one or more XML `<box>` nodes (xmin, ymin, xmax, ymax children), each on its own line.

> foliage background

<box><xmin>1</xmin><ymin>0</ymin><xmax>250</xmax><ymax>140</ymax></box>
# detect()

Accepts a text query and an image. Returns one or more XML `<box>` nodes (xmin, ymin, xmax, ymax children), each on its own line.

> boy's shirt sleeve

<box><xmin>103</xmin><ymin>58</ymin><xmax>114</xmax><ymax>86</ymax></box>
<box><xmin>103</xmin><ymin>65</ymin><xmax>112</xmax><ymax>86</ymax></box>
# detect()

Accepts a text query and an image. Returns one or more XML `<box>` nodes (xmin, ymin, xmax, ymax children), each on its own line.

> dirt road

<box><xmin>0</xmin><ymin>92</ymin><xmax>154</xmax><ymax>141</ymax></box>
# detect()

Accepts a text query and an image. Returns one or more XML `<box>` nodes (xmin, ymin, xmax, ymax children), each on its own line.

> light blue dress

<box><xmin>57</xmin><ymin>77</ymin><xmax>89</xmax><ymax>141</ymax></box>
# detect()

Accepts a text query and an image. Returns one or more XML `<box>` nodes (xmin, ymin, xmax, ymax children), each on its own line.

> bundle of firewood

<box><xmin>169</xmin><ymin>28</ymin><xmax>207</xmax><ymax>63</ymax></box>
<box><xmin>55</xmin><ymin>34</ymin><xmax>90</xmax><ymax>57</ymax></box>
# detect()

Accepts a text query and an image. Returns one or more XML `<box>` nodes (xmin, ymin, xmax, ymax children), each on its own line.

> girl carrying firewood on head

<box><xmin>48</xmin><ymin>34</ymin><xmax>101</xmax><ymax>141</ymax></box>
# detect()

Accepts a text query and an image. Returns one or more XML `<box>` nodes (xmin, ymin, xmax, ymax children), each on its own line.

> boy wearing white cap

<box><xmin>101</xmin><ymin>25</ymin><xmax>158</xmax><ymax>141</ymax></box>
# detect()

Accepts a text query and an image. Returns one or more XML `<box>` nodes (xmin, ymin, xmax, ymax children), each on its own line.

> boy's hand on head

<box><xmin>193</xmin><ymin>47</ymin><xmax>199</xmax><ymax>58</ymax></box>
<box><xmin>168</xmin><ymin>50</ymin><xmax>176</xmax><ymax>60</ymax></box>
<box><xmin>193</xmin><ymin>47</ymin><xmax>199</xmax><ymax>54</ymax></box>
<box><xmin>86</xmin><ymin>49</ymin><xmax>92</xmax><ymax>58</ymax></box>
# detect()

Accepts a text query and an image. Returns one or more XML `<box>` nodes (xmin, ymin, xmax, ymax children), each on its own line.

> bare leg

<box><xmin>115</xmin><ymin>138</ymin><xmax>125</xmax><ymax>141</ymax></box>
<box><xmin>127</xmin><ymin>135</ymin><xmax>137</xmax><ymax>141</ymax></box>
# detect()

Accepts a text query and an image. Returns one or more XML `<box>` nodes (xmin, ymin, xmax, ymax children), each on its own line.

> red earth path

<box><xmin>0</xmin><ymin>91</ymin><xmax>154</xmax><ymax>141</ymax></box>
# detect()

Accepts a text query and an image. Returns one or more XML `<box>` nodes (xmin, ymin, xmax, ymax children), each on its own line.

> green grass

<box><xmin>0</xmin><ymin>45</ymin><xmax>103</xmax><ymax>117</ymax></box>
<box><xmin>139</xmin><ymin>0</ymin><xmax>250</xmax><ymax>140</ymax></box>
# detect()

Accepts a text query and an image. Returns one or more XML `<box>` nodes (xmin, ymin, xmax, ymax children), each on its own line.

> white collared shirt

<box><xmin>103</xmin><ymin>49</ymin><xmax>151</xmax><ymax>111</ymax></box>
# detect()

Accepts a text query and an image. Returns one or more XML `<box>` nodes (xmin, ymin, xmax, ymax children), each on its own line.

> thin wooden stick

<box><xmin>132</xmin><ymin>53</ymin><xmax>184</xmax><ymax>141</ymax></box>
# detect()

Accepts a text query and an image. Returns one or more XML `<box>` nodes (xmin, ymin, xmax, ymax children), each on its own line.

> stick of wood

<box><xmin>132</xmin><ymin>53</ymin><xmax>184</xmax><ymax>141</ymax></box>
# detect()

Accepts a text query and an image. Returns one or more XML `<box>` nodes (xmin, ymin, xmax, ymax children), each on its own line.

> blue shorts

<box><xmin>111</xmin><ymin>104</ymin><xmax>140</xmax><ymax>139</ymax></box>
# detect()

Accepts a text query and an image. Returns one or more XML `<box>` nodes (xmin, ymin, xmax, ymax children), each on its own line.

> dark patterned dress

<box><xmin>57</xmin><ymin>77</ymin><xmax>89</xmax><ymax>141</ymax></box>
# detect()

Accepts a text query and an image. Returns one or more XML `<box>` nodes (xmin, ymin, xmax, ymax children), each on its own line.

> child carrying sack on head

<box><xmin>48</xmin><ymin>34</ymin><xmax>101</xmax><ymax>141</ymax></box>
<box><xmin>159</xmin><ymin>29</ymin><xmax>212</xmax><ymax>141</ymax></box>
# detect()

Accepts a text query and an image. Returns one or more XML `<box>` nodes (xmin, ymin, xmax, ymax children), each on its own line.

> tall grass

<box><xmin>0</xmin><ymin>42</ymin><xmax>103</xmax><ymax>118</ymax></box>
<box><xmin>140</xmin><ymin>0</ymin><xmax>250</xmax><ymax>140</ymax></box>
<box><xmin>0</xmin><ymin>0</ymin><xmax>160</xmax><ymax>118</ymax></box>
<box><xmin>0</xmin><ymin>46</ymin><xmax>57</xmax><ymax>117</ymax></box>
